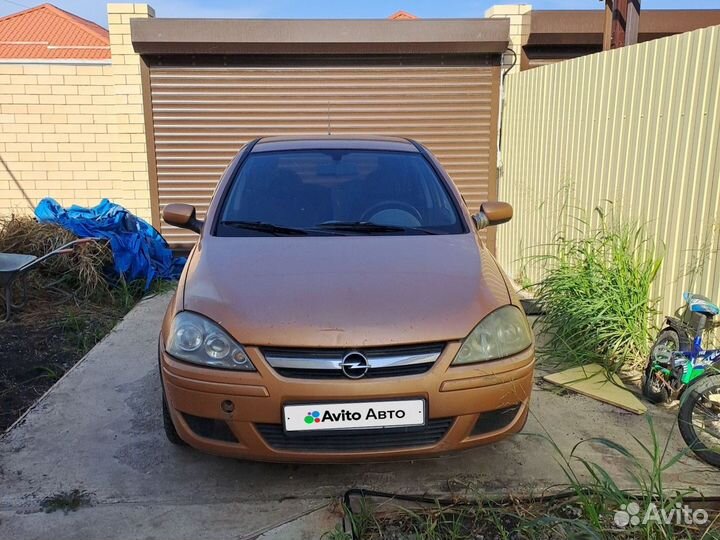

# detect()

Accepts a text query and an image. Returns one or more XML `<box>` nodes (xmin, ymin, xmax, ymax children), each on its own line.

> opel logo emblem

<box><xmin>340</xmin><ymin>351</ymin><xmax>370</xmax><ymax>379</ymax></box>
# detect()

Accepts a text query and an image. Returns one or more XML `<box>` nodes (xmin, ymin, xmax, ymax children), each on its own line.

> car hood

<box><xmin>182</xmin><ymin>234</ymin><xmax>510</xmax><ymax>348</ymax></box>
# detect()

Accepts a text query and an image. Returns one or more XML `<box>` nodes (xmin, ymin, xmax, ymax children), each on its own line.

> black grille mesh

<box><xmin>182</xmin><ymin>413</ymin><xmax>238</xmax><ymax>443</ymax></box>
<box><xmin>256</xmin><ymin>418</ymin><xmax>454</xmax><ymax>452</ymax></box>
<box><xmin>470</xmin><ymin>404</ymin><xmax>521</xmax><ymax>436</ymax></box>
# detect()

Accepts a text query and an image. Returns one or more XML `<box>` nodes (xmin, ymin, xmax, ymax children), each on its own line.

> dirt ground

<box><xmin>0</xmin><ymin>297</ymin><xmax>126</xmax><ymax>431</ymax></box>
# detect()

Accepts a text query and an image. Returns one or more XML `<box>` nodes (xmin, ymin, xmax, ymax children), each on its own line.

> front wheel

<box><xmin>642</xmin><ymin>329</ymin><xmax>681</xmax><ymax>403</ymax></box>
<box><xmin>678</xmin><ymin>375</ymin><xmax>720</xmax><ymax>468</ymax></box>
<box><xmin>162</xmin><ymin>393</ymin><xmax>186</xmax><ymax>446</ymax></box>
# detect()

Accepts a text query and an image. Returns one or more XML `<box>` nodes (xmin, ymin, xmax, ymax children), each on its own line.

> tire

<box><xmin>642</xmin><ymin>329</ymin><xmax>681</xmax><ymax>404</ymax></box>
<box><xmin>678</xmin><ymin>375</ymin><xmax>720</xmax><ymax>468</ymax></box>
<box><xmin>162</xmin><ymin>393</ymin><xmax>186</xmax><ymax>446</ymax></box>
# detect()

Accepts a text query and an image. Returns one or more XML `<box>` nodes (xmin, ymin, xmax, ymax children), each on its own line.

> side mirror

<box><xmin>472</xmin><ymin>201</ymin><xmax>513</xmax><ymax>230</ymax></box>
<box><xmin>163</xmin><ymin>203</ymin><xmax>203</xmax><ymax>234</ymax></box>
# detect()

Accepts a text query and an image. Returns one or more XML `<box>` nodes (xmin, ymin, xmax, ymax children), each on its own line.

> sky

<box><xmin>0</xmin><ymin>0</ymin><xmax>718</xmax><ymax>27</ymax></box>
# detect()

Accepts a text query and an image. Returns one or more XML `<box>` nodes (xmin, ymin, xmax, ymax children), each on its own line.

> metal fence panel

<box><xmin>499</xmin><ymin>25</ymin><xmax>720</xmax><ymax>319</ymax></box>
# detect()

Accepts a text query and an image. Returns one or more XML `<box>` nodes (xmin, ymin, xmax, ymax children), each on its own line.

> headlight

<box><xmin>167</xmin><ymin>311</ymin><xmax>255</xmax><ymax>371</ymax></box>
<box><xmin>452</xmin><ymin>305</ymin><xmax>532</xmax><ymax>365</ymax></box>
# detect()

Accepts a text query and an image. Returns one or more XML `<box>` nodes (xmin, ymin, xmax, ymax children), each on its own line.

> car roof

<box><xmin>252</xmin><ymin>135</ymin><xmax>420</xmax><ymax>153</ymax></box>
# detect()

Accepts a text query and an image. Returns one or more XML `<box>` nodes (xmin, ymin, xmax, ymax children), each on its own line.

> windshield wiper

<box><xmin>220</xmin><ymin>221</ymin><xmax>308</xmax><ymax>236</ymax></box>
<box><xmin>315</xmin><ymin>221</ymin><xmax>437</xmax><ymax>235</ymax></box>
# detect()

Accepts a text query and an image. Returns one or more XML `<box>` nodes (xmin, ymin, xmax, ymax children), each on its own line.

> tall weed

<box><xmin>533</xmin><ymin>209</ymin><xmax>662</xmax><ymax>373</ymax></box>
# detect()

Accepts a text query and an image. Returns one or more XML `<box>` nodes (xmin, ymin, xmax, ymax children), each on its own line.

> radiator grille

<box><xmin>262</xmin><ymin>343</ymin><xmax>444</xmax><ymax>380</ymax></box>
<box><xmin>256</xmin><ymin>418</ymin><xmax>454</xmax><ymax>452</ymax></box>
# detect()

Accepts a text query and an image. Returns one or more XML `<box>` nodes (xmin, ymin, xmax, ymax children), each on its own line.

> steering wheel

<box><xmin>360</xmin><ymin>201</ymin><xmax>422</xmax><ymax>224</ymax></box>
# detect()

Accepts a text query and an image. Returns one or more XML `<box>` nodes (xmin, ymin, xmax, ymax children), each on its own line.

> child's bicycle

<box><xmin>642</xmin><ymin>292</ymin><xmax>720</xmax><ymax>467</ymax></box>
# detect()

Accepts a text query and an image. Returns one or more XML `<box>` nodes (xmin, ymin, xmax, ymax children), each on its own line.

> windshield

<box><xmin>216</xmin><ymin>150</ymin><xmax>465</xmax><ymax>236</ymax></box>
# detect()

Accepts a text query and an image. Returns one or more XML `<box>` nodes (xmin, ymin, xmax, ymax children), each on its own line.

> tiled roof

<box><xmin>0</xmin><ymin>3</ymin><xmax>110</xmax><ymax>61</ymax></box>
<box><xmin>388</xmin><ymin>10</ymin><xmax>418</xmax><ymax>20</ymax></box>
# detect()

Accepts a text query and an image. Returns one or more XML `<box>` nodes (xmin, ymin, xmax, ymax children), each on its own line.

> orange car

<box><xmin>159</xmin><ymin>136</ymin><xmax>534</xmax><ymax>462</ymax></box>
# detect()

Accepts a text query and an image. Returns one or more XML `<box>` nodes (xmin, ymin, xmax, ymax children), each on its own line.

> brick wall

<box><xmin>0</xmin><ymin>3</ymin><xmax>154</xmax><ymax>222</ymax></box>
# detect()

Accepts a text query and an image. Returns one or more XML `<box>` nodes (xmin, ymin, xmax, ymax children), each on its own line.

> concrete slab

<box><xmin>1</xmin><ymin>293</ymin><xmax>717</xmax><ymax>540</ymax></box>
<box><xmin>255</xmin><ymin>505</ymin><xmax>339</xmax><ymax>540</ymax></box>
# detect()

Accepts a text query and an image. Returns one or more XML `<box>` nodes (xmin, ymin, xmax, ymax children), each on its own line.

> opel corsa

<box><xmin>159</xmin><ymin>136</ymin><xmax>535</xmax><ymax>462</ymax></box>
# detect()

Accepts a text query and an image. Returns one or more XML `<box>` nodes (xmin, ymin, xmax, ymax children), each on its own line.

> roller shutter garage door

<box><xmin>146</xmin><ymin>60</ymin><xmax>500</xmax><ymax>248</ymax></box>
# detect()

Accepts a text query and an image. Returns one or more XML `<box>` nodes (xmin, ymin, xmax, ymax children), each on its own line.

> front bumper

<box><xmin>160</xmin><ymin>340</ymin><xmax>535</xmax><ymax>462</ymax></box>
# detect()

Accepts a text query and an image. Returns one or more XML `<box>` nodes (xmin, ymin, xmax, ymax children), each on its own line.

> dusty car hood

<box><xmin>182</xmin><ymin>234</ymin><xmax>510</xmax><ymax>348</ymax></box>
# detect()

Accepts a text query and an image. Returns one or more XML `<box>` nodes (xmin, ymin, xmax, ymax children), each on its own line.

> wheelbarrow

<box><xmin>0</xmin><ymin>238</ymin><xmax>99</xmax><ymax>322</ymax></box>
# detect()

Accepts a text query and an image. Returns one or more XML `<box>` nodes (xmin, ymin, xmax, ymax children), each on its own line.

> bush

<box><xmin>534</xmin><ymin>211</ymin><xmax>662</xmax><ymax>373</ymax></box>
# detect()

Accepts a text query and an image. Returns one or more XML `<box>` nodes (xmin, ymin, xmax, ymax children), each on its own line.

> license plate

<box><xmin>284</xmin><ymin>399</ymin><xmax>425</xmax><ymax>432</ymax></box>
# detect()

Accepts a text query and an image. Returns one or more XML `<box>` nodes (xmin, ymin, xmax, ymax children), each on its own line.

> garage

<box><xmin>131</xmin><ymin>18</ymin><xmax>509</xmax><ymax>249</ymax></box>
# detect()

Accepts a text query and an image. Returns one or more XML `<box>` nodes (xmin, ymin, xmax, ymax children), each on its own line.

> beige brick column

<box><xmin>107</xmin><ymin>3</ymin><xmax>154</xmax><ymax>222</ymax></box>
<box><xmin>485</xmin><ymin>4</ymin><xmax>532</xmax><ymax>74</ymax></box>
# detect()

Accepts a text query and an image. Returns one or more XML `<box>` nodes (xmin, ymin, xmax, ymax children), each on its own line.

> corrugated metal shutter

<box><xmin>147</xmin><ymin>62</ymin><xmax>499</xmax><ymax>246</ymax></box>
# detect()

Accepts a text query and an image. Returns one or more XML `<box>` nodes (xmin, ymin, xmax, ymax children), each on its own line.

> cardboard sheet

<box><xmin>543</xmin><ymin>363</ymin><xmax>647</xmax><ymax>414</ymax></box>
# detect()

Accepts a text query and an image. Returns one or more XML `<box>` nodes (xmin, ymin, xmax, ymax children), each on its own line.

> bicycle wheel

<box><xmin>678</xmin><ymin>374</ymin><xmax>720</xmax><ymax>468</ymax></box>
<box><xmin>642</xmin><ymin>329</ymin><xmax>681</xmax><ymax>403</ymax></box>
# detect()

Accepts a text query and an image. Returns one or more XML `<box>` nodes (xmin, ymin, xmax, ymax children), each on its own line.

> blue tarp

<box><xmin>35</xmin><ymin>198</ymin><xmax>186</xmax><ymax>287</ymax></box>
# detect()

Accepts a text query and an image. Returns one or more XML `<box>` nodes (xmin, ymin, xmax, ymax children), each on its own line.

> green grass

<box><xmin>61</xmin><ymin>277</ymin><xmax>176</xmax><ymax>356</ymax></box>
<box><xmin>532</xmin><ymin>209</ymin><xmax>663</xmax><ymax>373</ymax></box>
<box><xmin>332</xmin><ymin>416</ymin><xmax>718</xmax><ymax>539</ymax></box>
<box><xmin>536</xmin><ymin>415</ymin><xmax>696</xmax><ymax>540</ymax></box>
<box><xmin>62</xmin><ymin>308</ymin><xmax>115</xmax><ymax>356</ymax></box>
